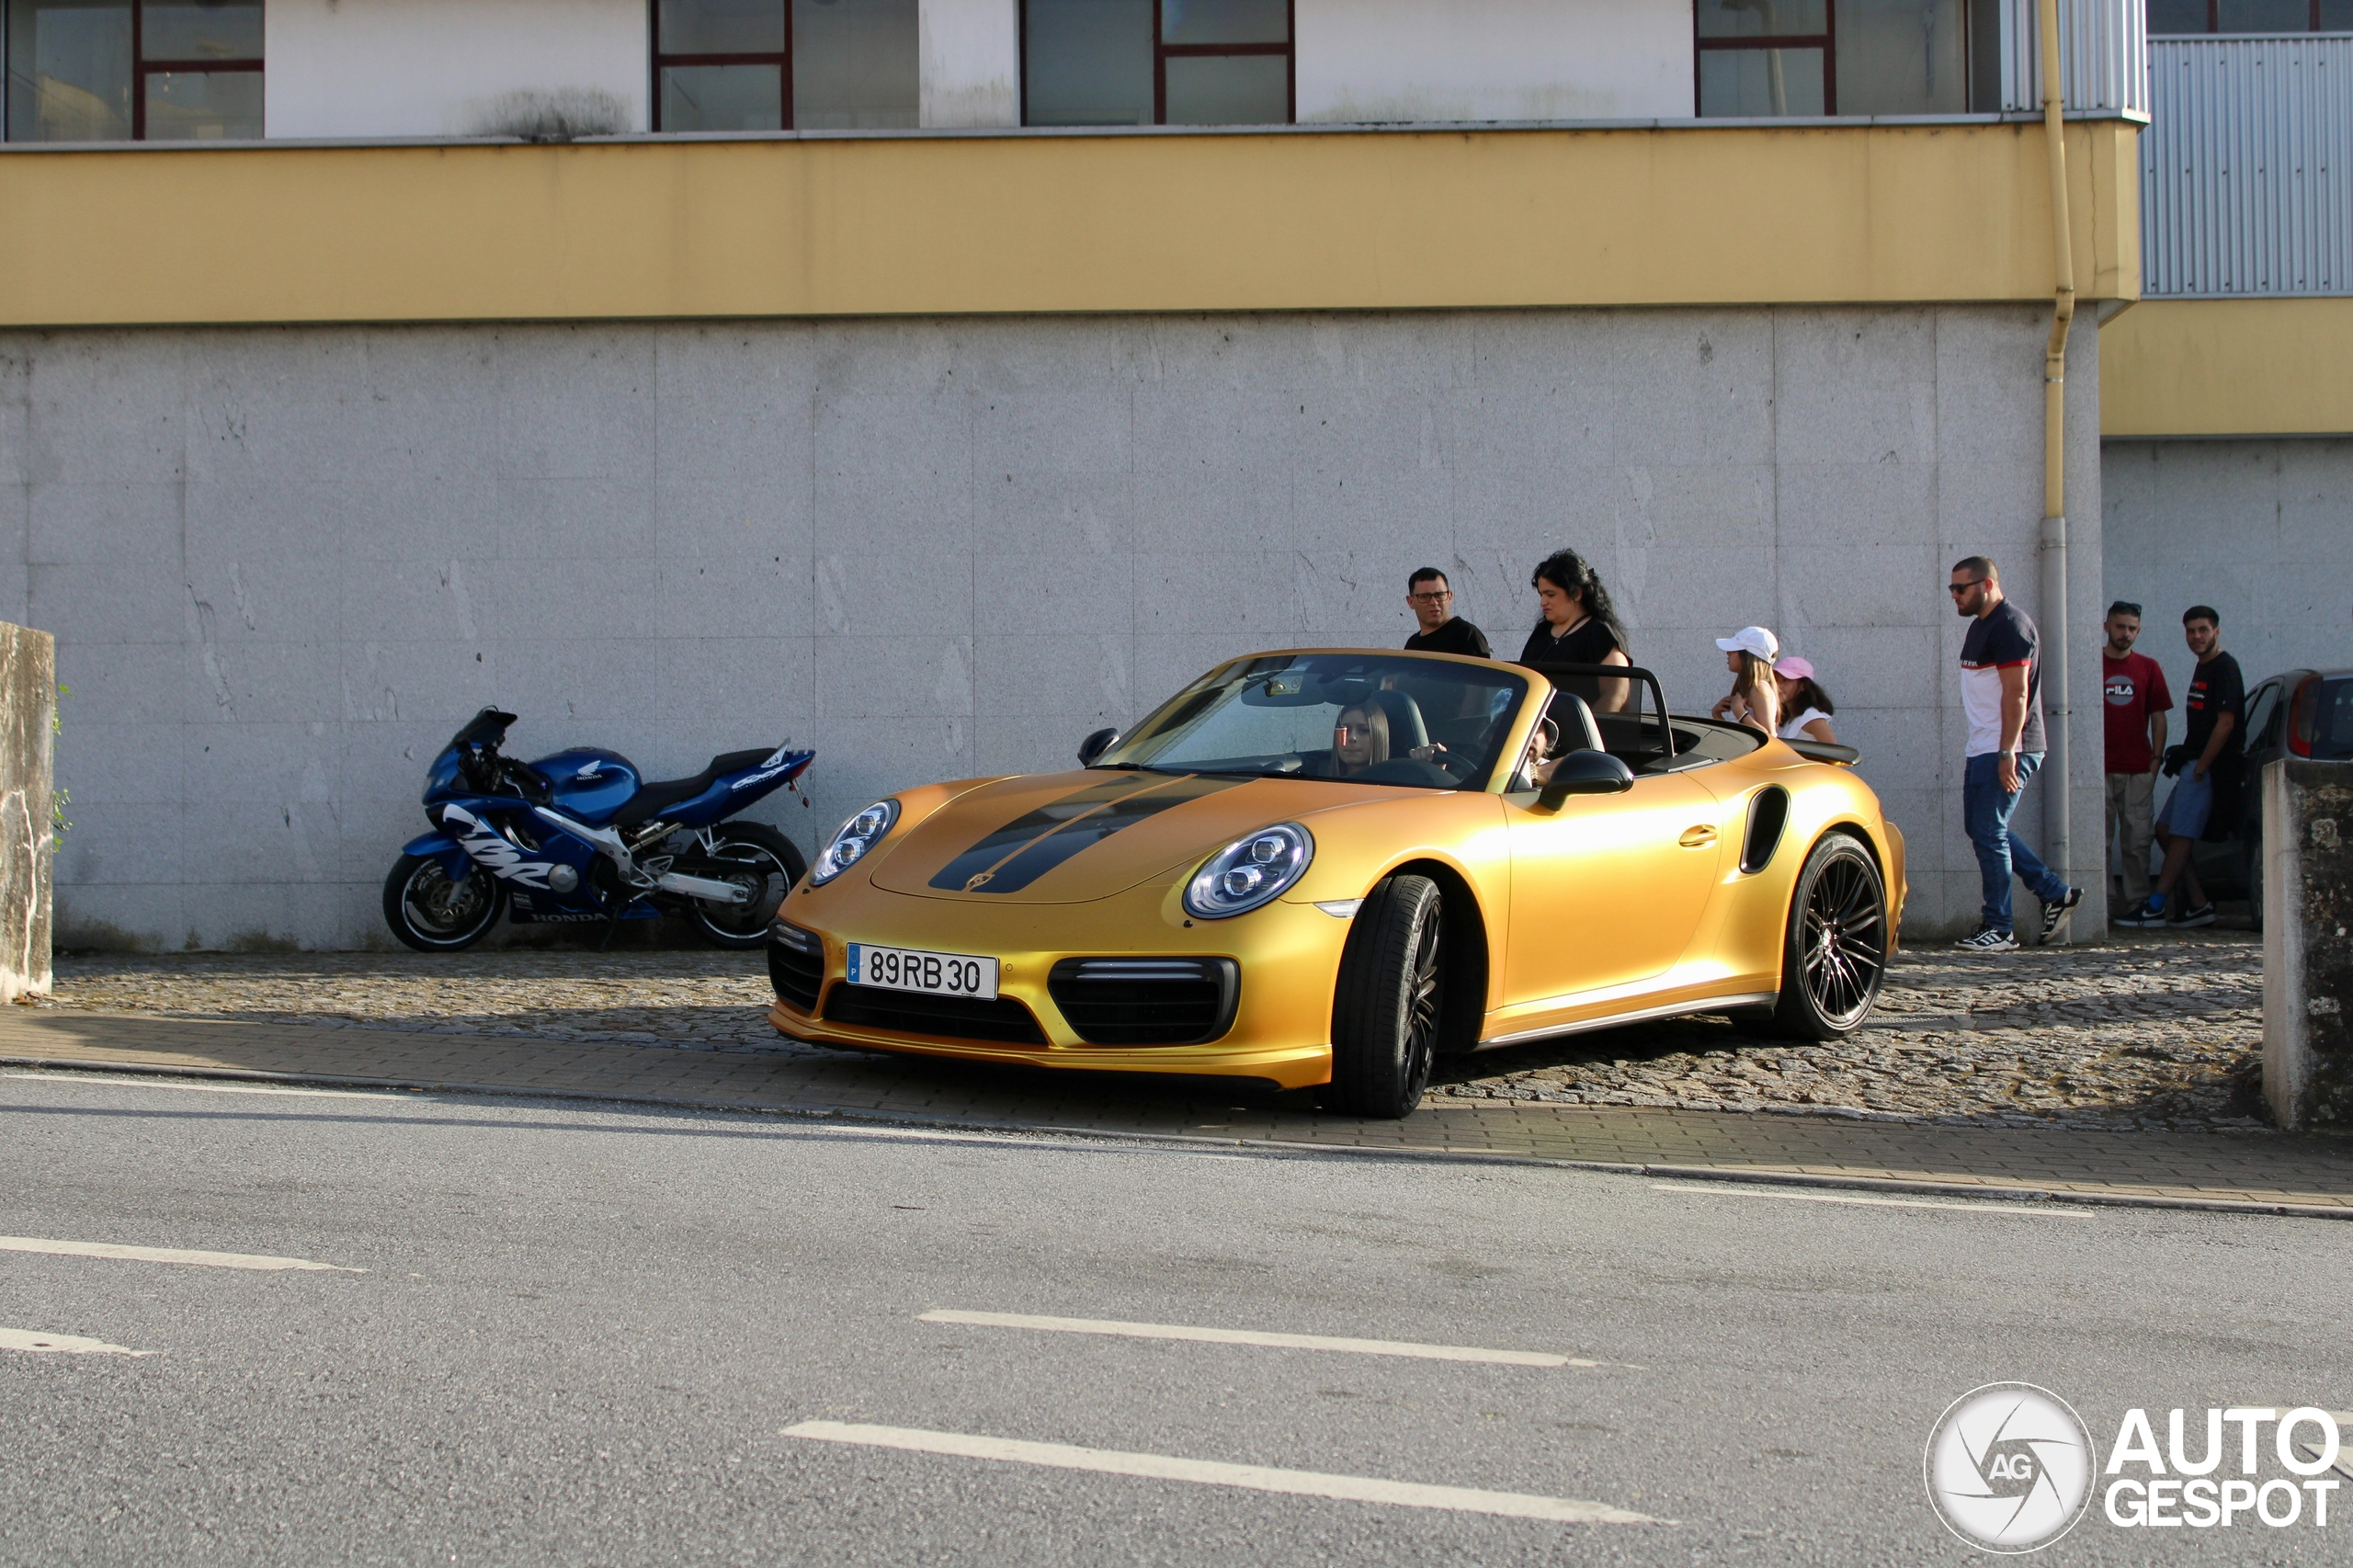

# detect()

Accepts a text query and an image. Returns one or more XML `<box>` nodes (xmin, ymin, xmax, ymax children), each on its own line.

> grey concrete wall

<box><xmin>2261</xmin><ymin>756</ymin><xmax>2353</xmax><ymax>1129</ymax></box>
<box><xmin>2103</xmin><ymin>438</ymin><xmax>2353</xmax><ymax>688</ymax></box>
<box><xmin>0</xmin><ymin>621</ymin><xmax>53</xmax><ymax>994</ymax></box>
<box><xmin>0</xmin><ymin>306</ymin><xmax>2103</xmax><ymax>949</ymax></box>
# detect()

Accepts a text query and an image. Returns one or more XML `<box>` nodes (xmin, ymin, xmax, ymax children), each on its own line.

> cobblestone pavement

<box><xmin>42</xmin><ymin>929</ymin><xmax>2264</xmax><ymax>1132</ymax></box>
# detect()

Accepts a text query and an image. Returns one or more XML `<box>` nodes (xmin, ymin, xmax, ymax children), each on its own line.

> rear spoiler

<box><xmin>1785</xmin><ymin>739</ymin><xmax>1860</xmax><ymax>766</ymax></box>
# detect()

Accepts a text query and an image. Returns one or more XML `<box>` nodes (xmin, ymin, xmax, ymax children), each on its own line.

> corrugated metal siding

<box><xmin>2004</xmin><ymin>0</ymin><xmax>2150</xmax><ymax>114</ymax></box>
<box><xmin>2143</xmin><ymin>36</ymin><xmax>2353</xmax><ymax>298</ymax></box>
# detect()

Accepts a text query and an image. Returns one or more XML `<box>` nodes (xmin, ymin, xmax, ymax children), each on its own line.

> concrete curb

<box><xmin>7</xmin><ymin>1051</ymin><xmax>2349</xmax><ymax>1222</ymax></box>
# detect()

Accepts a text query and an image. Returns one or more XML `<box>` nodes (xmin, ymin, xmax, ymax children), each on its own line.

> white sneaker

<box><xmin>1955</xmin><ymin>926</ymin><xmax>2018</xmax><ymax>953</ymax></box>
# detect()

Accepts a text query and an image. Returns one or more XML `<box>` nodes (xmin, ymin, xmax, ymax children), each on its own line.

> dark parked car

<box><xmin>2171</xmin><ymin>666</ymin><xmax>2353</xmax><ymax>925</ymax></box>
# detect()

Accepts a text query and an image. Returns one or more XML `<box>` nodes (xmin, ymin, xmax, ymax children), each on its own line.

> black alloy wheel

<box><xmin>382</xmin><ymin>855</ymin><xmax>507</xmax><ymax>952</ymax></box>
<box><xmin>1326</xmin><ymin>873</ymin><xmax>1444</xmax><ymax>1119</ymax></box>
<box><xmin>683</xmin><ymin>824</ymin><xmax>810</xmax><ymax>949</ymax></box>
<box><xmin>1769</xmin><ymin>833</ymin><xmax>1889</xmax><ymax>1039</ymax></box>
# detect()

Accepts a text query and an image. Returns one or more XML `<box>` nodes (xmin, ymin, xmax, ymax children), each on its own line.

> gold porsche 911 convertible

<box><xmin>767</xmin><ymin>650</ymin><xmax>1904</xmax><ymax>1119</ymax></box>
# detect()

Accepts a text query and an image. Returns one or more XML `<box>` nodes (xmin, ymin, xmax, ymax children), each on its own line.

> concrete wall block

<box><xmin>976</xmin><ymin>470</ymin><xmax>1136</xmax><ymax>557</ymax></box>
<box><xmin>1133</xmin><ymin>553</ymin><xmax>1294</xmax><ymax>637</ymax></box>
<box><xmin>1775</xmin><ymin>543</ymin><xmax>1944</xmax><ymax>631</ymax></box>
<box><xmin>0</xmin><ymin>340</ymin><xmax>28</xmax><ymax>489</ymax></box>
<box><xmin>55</xmin><ymin>720</ymin><xmax>176</xmax><ymax>807</ymax></box>
<box><xmin>653</xmin><ymin>326</ymin><xmax>816</xmax><ymax>483</ymax></box>
<box><xmin>972</xmin><ymin>387</ymin><xmax>1136</xmax><ymax>477</ymax></box>
<box><xmin>813</xmin><ymin>392</ymin><xmax>975</xmax><ymax>539</ymax></box>
<box><xmin>493</xmin><ymin>478</ymin><xmax>658</xmax><ymax>564</ymax></box>
<box><xmin>54</xmin><ymin>882</ymin><xmax>183</xmax><ymax>952</ymax></box>
<box><xmin>653</xmin><ymin>479</ymin><xmax>813</xmax><ymax>571</ymax></box>
<box><xmin>655</xmin><ymin>552</ymin><xmax>813</xmax><ymax>632</ymax></box>
<box><xmin>1771</xmin><ymin>309</ymin><xmax>1938</xmax><ymax>467</ymax></box>
<box><xmin>2263</xmin><ymin>756</ymin><xmax>2353</xmax><ymax>1128</ymax></box>
<box><xmin>973</xmin><ymin>634</ymin><xmax>1132</xmax><ymax>723</ymax></box>
<box><xmin>57</xmin><ymin>801</ymin><xmax>185</xmax><ymax>887</ymax></box>
<box><xmin>650</xmin><ymin>636</ymin><xmax>814</xmax><ymax>731</ymax></box>
<box><xmin>1776</xmin><ymin>461</ymin><xmax>1938</xmax><ymax>550</ymax></box>
<box><xmin>494</xmin><ymin>332</ymin><xmax>654</xmax><ymax>482</ymax></box>
<box><xmin>22</xmin><ymin>337</ymin><xmax>187</xmax><ymax>486</ymax></box>
<box><xmin>34</xmin><ymin>562</ymin><xmax>190</xmax><ymax>652</ymax></box>
<box><xmin>28</xmin><ymin>482</ymin><xmax>183</xmax><ymax>568</ymax></box>
<box><xmin>972</xmin><ymin>551</ymin><xmax>1133</xmax><ymax>636</ymax></box>
<box><xmin>1610</xmin><ymin>312</ymin><xmax>1776</xmax><ymax>468</ymax></box>
<box><xmin>815</xmin><ymin>635</ymin><xmax>975</xmax><ymax>722</ymax></box>
<box><xmin>1930</xmin><ymin>306</ymin><xmax>2046</xmax><ymax>469</ymax></box>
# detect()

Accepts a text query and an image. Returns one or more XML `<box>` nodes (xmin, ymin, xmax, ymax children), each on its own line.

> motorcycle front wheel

<box><xmin>383</xmin><ymin>854</ymin><xmax>508</xmax><ymax>952</ymax></box>
<box><xmin>682</xmin><ymin>824</ymin><xmax>807</xmax><ymax>949</ymax></box>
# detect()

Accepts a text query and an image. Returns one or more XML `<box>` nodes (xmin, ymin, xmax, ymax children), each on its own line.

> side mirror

<box><xmin>1537</xmin><ymin>749</ymin><xmax>1633</xmax><ymax>809</ymax></box>
<box><xmin>1078</xmin><ymin>727</ymin><xmax>1121</xmax><ymax>767</ymax></box>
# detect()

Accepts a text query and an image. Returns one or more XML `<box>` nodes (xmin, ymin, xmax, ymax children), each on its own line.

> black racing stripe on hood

<box><xmin>927</xmin><ymin>773</ymin><xmax>1245</xmax><ymax>894</ymax></box>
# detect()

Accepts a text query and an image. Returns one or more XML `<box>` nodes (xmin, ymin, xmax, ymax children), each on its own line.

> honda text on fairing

<box><xmin>385</xmin><ymin>708</ymin><xmax>813</xmax><ymax>951</ymax></box>
<box><xmin>765</xmin><ymin>651</ymin><xmax>1907</xmax><ymax>1118</ymax></box>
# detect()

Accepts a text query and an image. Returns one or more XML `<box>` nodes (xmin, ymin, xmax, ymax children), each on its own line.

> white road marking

<box><xmin>1650</xmin><ymin>1183</ymin><xmax>2091</xmax><ymax>1218</ymax></box>
<box><xmin>0</xmin><ymin>1236</ymin><xmax>363</xmax><ymax>1272</ymax></box>
<box><xmin>781</xmin><ymin>1421</ymin><xmax>1657</xmax><ymax>1523</ymax></box>
<box><xmin>0</xmin><ymin>1326</ymin><xmax>153</xmax><ymax>1356</ymax></box>
<box><xmin>919</xmin><ymin>1309</ymin><xmax>1595</xmax><ymax>1367</ymax></box>
<box><xmin>5</xmin><ymin>1072</ymin><xmax>404</xmax><ymax>1102</ymax></box>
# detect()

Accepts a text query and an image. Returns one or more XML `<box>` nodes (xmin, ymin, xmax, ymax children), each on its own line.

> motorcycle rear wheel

<box><xmin>683</xmin><ymin>824</ymin><xmax>807</xmax><ymax>949</ymax></box>
<box><xmin>383</xmin><ymin>855</ymin><xmax>508</xmax><ymax>952</ymax></box>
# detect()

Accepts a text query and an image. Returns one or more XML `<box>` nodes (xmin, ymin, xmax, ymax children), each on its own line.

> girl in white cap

<box><xmin>1710</xmin><ymin>626</ymin><xmax>1782</xmax><ymax>736</ymax></box>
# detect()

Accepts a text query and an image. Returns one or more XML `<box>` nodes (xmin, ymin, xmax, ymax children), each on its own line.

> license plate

<box><xmin>847</xmin><ymin>942</ymin><xmax>999</xmax><ymax>1001</ymax></box>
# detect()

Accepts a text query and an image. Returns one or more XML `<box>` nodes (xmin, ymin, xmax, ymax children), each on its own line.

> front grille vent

<box><xmin>1048</xmin><ymin>957</ymin><xmax>1240</xmax><ymax>1046</ymax></box>
<box><xmin>822</xmin><ymin>983</ymin><xmax>1047</xmax><ymax>1045</ymax></box>
<box><xmin>766</xmin><ymin>920</ymin><xmax>824</xmax><ymax>1012</ymax></box>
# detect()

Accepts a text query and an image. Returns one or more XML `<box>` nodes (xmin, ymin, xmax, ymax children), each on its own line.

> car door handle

<box><xmin>1678</xmin><ymin>825</ymin><xmax>1719</xmax><ymax>848</ymax></box>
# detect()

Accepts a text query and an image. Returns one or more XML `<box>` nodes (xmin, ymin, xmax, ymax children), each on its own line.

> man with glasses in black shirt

<box><xmin>1403</xmin><ymin>568</ymin><xmax>1491</xmax><ymax>659</ymax></box>
<box><xmin>2120</xmin><ymin>605</ymin><xmax>2244</xmax><ymax>928</ymax></box>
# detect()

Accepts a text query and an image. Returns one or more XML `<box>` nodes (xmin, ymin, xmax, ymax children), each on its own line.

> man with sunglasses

<box><xmin>1950</xmin><ymin>556</ymin><xmax>2082</xmax><ymax>951</ymax></box>
<box><xmin>1403</xmin><ymin>567</ymin><xmax>1491</xmax><ymax>659</ymax></box>
<box><xmin>2099</xmin><ymin>600</ymin><xmax>2170</xmax><ymax>919</ymax></box>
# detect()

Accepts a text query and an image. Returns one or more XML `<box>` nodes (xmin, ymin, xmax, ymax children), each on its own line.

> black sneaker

<box><xmin>2114</xmin><ymin>898</ymin><xmax>2169</xmax><ymax>928</ymax></box>
<box><xmin>2036</xmin><ymin>887</ymin><xmax>2083</xmax><ymax>946</ymax></box>
<box><xmin>2171</xmin><ymin>901</ymin><xmax>2217</xmax><ymax>928</ymax></box>
<box><xmin>1955</xmin><ymin>926</ymin><xmax>2018</xmax><ymax>953</ymax></box>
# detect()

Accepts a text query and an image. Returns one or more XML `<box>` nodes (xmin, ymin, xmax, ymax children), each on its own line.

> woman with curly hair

<box><xmin>1516</xmin><ymin>548</ymin><xmax>1632</xmax><ymax>711</ymax></box>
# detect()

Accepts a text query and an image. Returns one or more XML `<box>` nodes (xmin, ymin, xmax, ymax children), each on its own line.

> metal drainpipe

<box><xmin>2037</xmin><ymin>0</ymin><xmax>2075</xmax><ymax>909</ymax></box>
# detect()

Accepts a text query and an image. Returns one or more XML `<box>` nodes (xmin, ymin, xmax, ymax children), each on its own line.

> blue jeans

<box><xmin>1963</xmin><ymin>751</ymin><xmax>2072</xmax><ymax>933</ymax></box>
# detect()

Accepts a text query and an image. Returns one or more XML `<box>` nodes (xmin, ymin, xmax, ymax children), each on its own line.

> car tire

<box><xmin>1326</xmin><ymin>873</ymin><xmax>1444</xmax><ymax>1119</ymax></box>
<box><xmin>1766</xmin><ymin>834</ymin><xmax>1889</xmax><ymax>1040</ymax></box>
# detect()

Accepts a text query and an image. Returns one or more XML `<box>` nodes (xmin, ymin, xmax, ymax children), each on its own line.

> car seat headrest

<box><xmin>1548</xmin><ymin>691</ymin><xmax>1604</xmax><ymax>756</ymax></box>
<box><xmin>1363</xmin><ymin>689</ymin><xmax>1429</xmax><ymax>752</ymax></box>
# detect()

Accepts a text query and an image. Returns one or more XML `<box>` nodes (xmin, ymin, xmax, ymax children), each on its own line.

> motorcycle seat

<box><xmin>612</xmin><ymin>748</ymin><xmax>775</xmax><ymax>827</ymax></box>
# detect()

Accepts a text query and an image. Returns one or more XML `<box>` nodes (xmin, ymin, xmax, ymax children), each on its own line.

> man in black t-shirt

<box><xmin>2121</xmin><ymin>605</ymin><xmax>2245</xmax><ymax>928</ymax></box>
<box><xmin>1403</xmin><ymin>568</ymin><xmax>1491</xmax><ymax>659</ymax></box>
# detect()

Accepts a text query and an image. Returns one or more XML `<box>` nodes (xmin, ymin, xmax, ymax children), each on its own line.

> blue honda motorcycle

<box><xmin>384</xmin><ymin>708</ymin><xmax>814</xmax><ymax>952</ymax></box>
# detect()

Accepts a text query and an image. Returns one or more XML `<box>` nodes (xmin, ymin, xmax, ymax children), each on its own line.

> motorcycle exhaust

<box><xmin>655</xmin><ymin>871</ymin><xmax>751</xmax><ymax>905</ymax></box>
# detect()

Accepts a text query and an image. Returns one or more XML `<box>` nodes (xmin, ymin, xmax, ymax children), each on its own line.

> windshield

<box><xmin>1102</xmin><ymin>653</ymin><xmax>1530</xmax><ymax>790</ymax></box>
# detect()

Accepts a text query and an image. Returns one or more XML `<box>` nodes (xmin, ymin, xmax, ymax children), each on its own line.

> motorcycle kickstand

<box><xmin>597</xmin><ymin>895</ymin><xmax>634</xmax><ymax>953</ymax></box>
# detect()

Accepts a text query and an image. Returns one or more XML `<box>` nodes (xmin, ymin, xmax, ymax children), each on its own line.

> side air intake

<box><xmin>1742</xmin><ymin>787</ymin><xmax>1790</xmax><ymax>875</ymax></box>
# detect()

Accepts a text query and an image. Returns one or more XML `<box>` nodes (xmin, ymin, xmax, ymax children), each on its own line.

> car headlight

<box><xmin>810</xmin><ymin>799</ymin><xmax>901</xmax><ymax>886</ymax></box>
<box><xmin>1183</xmin><ymin>824</ymin><xmax>1313</xmax><ymax>919</ymax></box>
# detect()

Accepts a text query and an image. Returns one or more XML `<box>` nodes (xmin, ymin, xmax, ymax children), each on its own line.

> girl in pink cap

<box><xmin>1773</xmin><ymin>655</ymin><xmax>1839</xmax><ymax>744</ymax></box>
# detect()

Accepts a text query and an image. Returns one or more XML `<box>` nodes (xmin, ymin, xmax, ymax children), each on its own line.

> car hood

<box><xmin>869</xmin><ymin>768</ymin><xmax>1399</xmax><ymax>904</ymax></box>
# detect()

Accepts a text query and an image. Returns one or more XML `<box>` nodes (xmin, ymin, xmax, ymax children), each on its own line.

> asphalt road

<box><xmin>2</xmin><ymin>1069</ymin><xmax>2347</xmax><ymax>1566</ymax></box>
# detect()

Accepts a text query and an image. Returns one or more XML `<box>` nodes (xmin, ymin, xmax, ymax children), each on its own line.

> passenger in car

<box><xmin>1773</xmin><ymin>655</ymin><xmax>1838</xmax><ymax>744</ymax></box>
<box><xmin>1710</xmin><ymin>626</ymin><xmax>1783</xmax><ymax>737</ymax></box>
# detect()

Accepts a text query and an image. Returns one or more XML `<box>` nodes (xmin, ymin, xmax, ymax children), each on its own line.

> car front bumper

<box><xmin>764</xmin><ymin>874</ymin><xmax>1350</xmax><ymax>1090</ymax></box>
